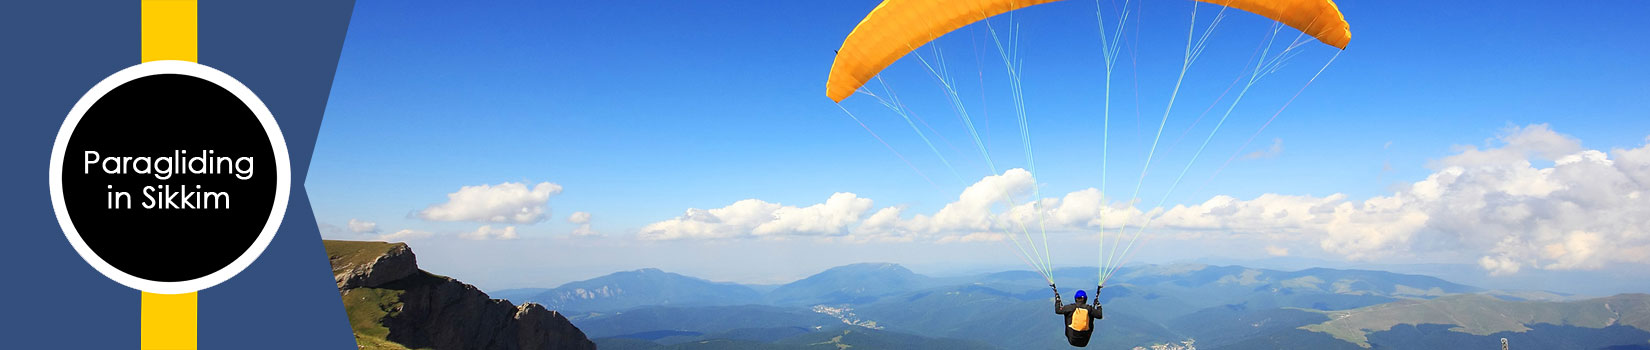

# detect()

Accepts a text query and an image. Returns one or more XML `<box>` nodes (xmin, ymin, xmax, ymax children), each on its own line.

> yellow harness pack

<box><xmin>1069</xmin><ymin>308</ymin><xmax>1091</xmax><ymax>331</ymax></box>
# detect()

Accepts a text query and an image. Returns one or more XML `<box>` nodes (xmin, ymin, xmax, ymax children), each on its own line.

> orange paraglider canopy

<box><xmin>826</xmin><ymin>0</ymin><xmax>1351</xmax><ymax>102</ymax></box>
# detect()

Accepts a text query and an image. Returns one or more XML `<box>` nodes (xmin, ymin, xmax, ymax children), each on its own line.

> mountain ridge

<box><xmin>1301</xmin><ymin>292</ymin><xmax>1650</xmax><ymax>347</ymax></box>
<box><xmin>503</xmin><ymin>260</ymin><xmax>1649</xmax><ymax>349</ymax></box>
<box><xmin>524</xmin><ymin>267</ymin><xmax>764</xmax><ymax>313</ymax></box>
<box><xmin>326</xmin><ymin>240</ymin><xmax>596</xmax><ymax>350</ymax></box>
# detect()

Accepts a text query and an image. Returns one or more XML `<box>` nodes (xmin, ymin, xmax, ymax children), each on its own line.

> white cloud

<box><xmin>347</xmin><ymin>219</ymin><xmax>379</xmax><ymax>234</ymax></box>
<box><xmin>568</xmin><ymin>211</ymin><xmax>599</xmax><ymax>237</ymax></box>
<box><xmin>864</xmin><ymin>169</ymin><xmax>1056</xmax><ymax>239</ymax></box>
<box><xmin>640</xmin><ymin>192</ymin><xmax>874</xmax><ymax>240</ymax></box>
<box><xmin>641</xmin><ymin>169</ymin><xmax>1145</xmax><ymax>243</ymax></box>
<box><xmin>936</xmin><ymin>232</ymin><xmax>1008</xmax><ymax>244</ymax></box>
<box><xmin>1615</xmin><ymin>135</ymin><xmax>1650</xmax><ymax>190</ymax></box>
<box><xmin>759</xmin><ymin>193</ymin><xmax>877</xmax><ymax>236</ymax></box>
<box><xmin>460</xmin><ymin>225</ymin><xmax>519</xmax><ymax>240</ymax></box>
<box><xmin>1145</xmin><ymin>124</ymin><xmax>1650</xmax><ymax>274</ymax></box>
<box><xmin>1244</xmin><ymin>138</ymin><xmax>1284</xmax><ymax>159</ymax></box>
<box><xmin>1478</xmin><ymin>255</ymin><xmax>1520</xmax><ymax>276</ymax></box>
<box><xmin>571</xmin><ymin>225</ymin><xmax>599</xmax><ymax>238</ymax></box>
<box><xmin>1005</xmin><ymin>187</ymin><xmax>1148</xmax><ymax>234</ymax></box>
<box><xmin>376</xmin><ymin>229</ymin><xmax>432</xmax><ymax>242</ymax></box>
<box><xmin>1430</xmin><ymin>124</ymin><xmax>1581</xmax><ymax>169</ymax></box>
<box><xmin>638</xmin><ymin>124</ymin><xmax>1650</xmax><ymax>275</ymax></box>
<box><xmin>1153</xmin><ymin>193</ymin><xmax>1344</xmax><ymax>235</ymax></box>
<box><xmin>568</xmin><ymin>211</ymin><xmax>592</xmax><ymax>225</ymax></box>
<box><xmin>1265</xmin><ymin>245</ymin><xmax>1290</xmax><ymax>257</ymax></box>
<box><xmin>417</xmin><ymin>181</ymin><xmax>562</xmax><ymax>224</ymax></box>
<box><xmin>317</xmin><ymin>222</ymin><xmax>343</xmax><ymax>236</ymax></box>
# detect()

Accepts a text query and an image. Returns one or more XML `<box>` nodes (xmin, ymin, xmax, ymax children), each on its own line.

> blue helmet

<box><xmin>1074</xmin><ymin>290</ymin><xmax>1087</xmax><ymax>299</ymax></box>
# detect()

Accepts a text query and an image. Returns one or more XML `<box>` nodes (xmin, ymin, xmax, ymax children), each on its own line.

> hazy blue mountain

<box><xmin>1110</xmin><ymin>264</ymin><xmax>1477</xmax><ymax>295</ymax></box>
<box><xmin>744</xmin><ymin>284</ymin><xmax>783</xmax><ymax>294</ymax></box>
<box><xmin>961</xmin><ymin>264</ymin><xmax>1470</xmax><ymax>305</ymax></box>
<box><xmin>572</xmin><ymin>304</ymin><xmax>839</xmax><ymax>338</ymax></box>
<box><xmin>1479</xmin><ymin>288</ymin><xmax>1585</xmax><ymax>302</ymax></box>
<box><xmin>525</xmin><ymin>268</ymin><xmax>763</xmax><ymax>313</ymax></box>
<box><xmin>844</xmin><ymin>282</ymin><xmax>1187</xmax><ymax>349</ymax></box>
<box><xmin>689</xmin><ymin>327</ymin><xmax>813</xmax><ymax>344</ymax></box>
<box><xmin>766</xmin><ymin>263</ymin><xmax>935</xmax><ymax>306</ymax></box>
<box><xmin>1213</xmin><ymin>328</ymin><xmax>1365</xmax><ymax>350</ymax></box>
<box><xmin>591</xmin><ymin>337</ymin><xmax>676</xmax><ymax>350</ymax></box>
<box><xmin>771</xmin><ymin>327</ymin><xmax>1000</xmax><ymax>350</ymax></box>
<box><xmin>529</xmin><ymin>262</ymin><xmax>1650</xmax><ymax>349</ymax></box>
<box><xmin>595</xmin><ymin>326</ymin><xmax>999</xmax><ymax>350</ymax></box>
<box><xmin>489</xmin><ymin>287</ymin><xmax>550</xmax><ymax>304</ymax></box>
<box><xmin>1086</xmin><ymin>264</ymin><xmax>1482</xmax><ymax>317</ymax></box>
<box><xmin>528</xmin><ymin>262</ymin><xmax>1467</xmax><ymax>317</ymax></box>
<box><xmin>596</xmin><ymin>338</ymin><xmax>805</xmax><ymax>350</ymax></box>
<box><xmin>1167</xmin><ymin>305</ymin><xmax>1332</xmax><ymax>349</ymax></box>
<box><xmin>967</xmin><ymin>264</ymin><xmax>1464</xmax><ymax>324</ymax></box>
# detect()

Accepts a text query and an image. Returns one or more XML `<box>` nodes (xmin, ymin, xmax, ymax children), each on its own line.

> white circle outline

<box><xmin>48</xmin><ymin>60</ymin><xmax>292</xmax><ymax>295</ymax></box>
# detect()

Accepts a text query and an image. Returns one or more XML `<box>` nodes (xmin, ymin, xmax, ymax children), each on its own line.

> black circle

<box><xmin>61</xmin><ymin>74</ymin><xmax>278</xmax><ymax>282</ymax></box>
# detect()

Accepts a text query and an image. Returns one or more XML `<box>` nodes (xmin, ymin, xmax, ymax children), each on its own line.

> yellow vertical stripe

<box><xmin>141</xmin><ymin>292</ymin><xmax>198</xmax><ymax>350</ymax></box>
<box><xmin>139</xmin><ymin>1</ymin><xmax>200</xmax><ymax>349</ymax></box>
<box><xmin>139</xmin><ymin>3</ymin><xmax>199</xmax><ymax>347</ymax></box>
<box><xmin>141</xmin><ymin>0</ymin><xmax>197</xmax><ymax>62</ymax></box>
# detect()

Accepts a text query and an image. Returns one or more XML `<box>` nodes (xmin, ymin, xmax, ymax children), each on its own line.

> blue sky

<box><xmin>309</xmin><ymin>0</ymin><xmax>1650</xmax><ymax>292</ymax></box>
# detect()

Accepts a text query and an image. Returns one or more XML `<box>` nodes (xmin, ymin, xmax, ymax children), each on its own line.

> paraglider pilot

<box><xmin>1053</xmin><ymin>284</ymin><xmax>1103</xmax><ymax>347</ymax></box>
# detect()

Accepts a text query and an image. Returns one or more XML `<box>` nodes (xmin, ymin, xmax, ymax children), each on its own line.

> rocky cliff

<box><xmin>326</xmin><ymin>240</ymin><xmax>596</xmax><ymax>350</ymax></box>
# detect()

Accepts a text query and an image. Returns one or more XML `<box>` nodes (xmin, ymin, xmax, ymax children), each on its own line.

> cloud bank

<box><xmin>347</xmin><ymin>218</ymin><xmax>379</xmax><ymax>234</ymax></box>
<box><xmin>417</xmin><ymin>181</ymin><xmax>562</xmax><ymax>224</ymax></box>
<box><xmin>376</xmin><ymin>229</ymin><xmax>433</xmax><ymax>242</ymax></box>
<box><xmin>460</xmin><ymin>225</ymin><xmax>520</xmax><ymax>240</ymax></box>
<box><xmin>639</xmin><ymin>192</ymin><xmax>874</xmax><ymax>240</ymax></box>
<box><xmin>641</xmin><ymin>124</ymin><xmax>1650</xmax><ymax>275</ymax></box>
<box><xmin>1244</xmin><ymin>138</ymin><xmax>1284</xmax><ymax>159</ymax></box>
<box><xmin>569</xmin><ymin>211</ymin><xmax>599</xmax><ymax>237</ymax></box>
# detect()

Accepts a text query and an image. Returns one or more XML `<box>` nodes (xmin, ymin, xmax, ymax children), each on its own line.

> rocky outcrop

<box><xmin>331</xmin><ymin>242</ymin><xmax>418</xmax><ymax>290</ymax></box>
<box><xmin>326</xmin><ymin>240</ymin><xmax>596</xmax><ymax>350</ymax></box>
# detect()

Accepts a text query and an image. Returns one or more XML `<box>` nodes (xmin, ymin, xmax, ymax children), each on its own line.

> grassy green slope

<box><xmin>325</xmin><ymin>240</ymin><xmax>404</xmax><ymax>274</ymax></box>
<box><xmin>326</xmin><ymin>240</ymin><xmax>428</xmax><ymax>350</ymax></box>
<box><xmin>1300</xmin><ymin>293</ymin><xmax>1650</xmax><ymax>348</ymax></box>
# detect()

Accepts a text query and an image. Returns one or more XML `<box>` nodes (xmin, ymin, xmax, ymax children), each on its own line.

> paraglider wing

<box><xmin>826</xmin><ymin>0</ymin><xmax>1063</xmax><ymax>103</ymax></box>
<box><xmin>1193</xmin><ymin>0</ymin><xmax>1351</xmax><ymax>49</ymax></box>
<box><xmin>825</xmin><ymin>0</ymin><xmax>1351</xmax><ymax>103</ymax></box>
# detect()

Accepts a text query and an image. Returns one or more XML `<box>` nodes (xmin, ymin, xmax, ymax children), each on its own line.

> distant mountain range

<box><xmin>512</xmin><ymin>267</ymin><xmax>763</xmax><ymax>312</ymax></box>
<box><xmin>493</xmin><ymin>260</ymin><xmax>1649</xmax><ymax>349</ymax></box>
<box><xmin>766</xmin><ymin>263</ymin><xmax>936</xmax><ymax>306</ymax></box>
